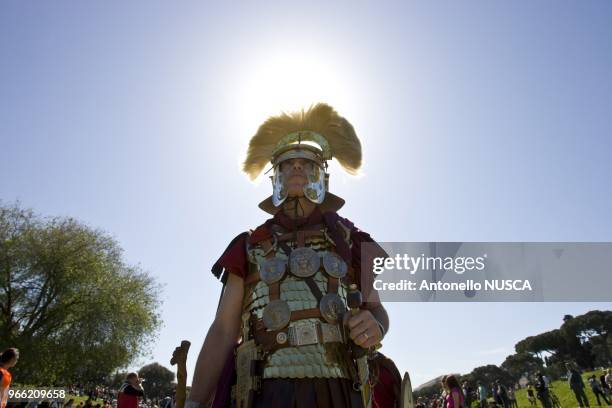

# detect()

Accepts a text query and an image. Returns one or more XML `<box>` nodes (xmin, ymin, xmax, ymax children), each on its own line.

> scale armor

<box><xmin>242</xmin><ymin>222</ymin><xmax>355</xmax><ymax>379</ymax></box>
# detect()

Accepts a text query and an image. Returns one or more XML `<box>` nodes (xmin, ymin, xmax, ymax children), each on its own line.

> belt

<box><xmin>254</xmin><ymin>320</ymin><xmax>344</xmax><ymax>353</ymax></box>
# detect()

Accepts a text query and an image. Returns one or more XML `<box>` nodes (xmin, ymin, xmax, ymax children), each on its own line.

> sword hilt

<box><xmin>346</xmin><ymin>284</ymin><xmax>368</xmax><ymax>358</ymax></box>
<box><xmin>347</xmin><ymin>283</ymin><xmax>362</xmax><ymax>312</ymax></box>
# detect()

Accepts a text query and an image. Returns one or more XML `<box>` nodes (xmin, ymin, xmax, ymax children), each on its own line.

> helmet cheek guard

<box><xmin>302</xmin><ymin>161</ymin><xmax>327</xmax><ymax>204</ymax></box>
<box><xmin>271</xmin><ymin>165</ymin><xmax>288</xmax><ymax>206</ymax></box>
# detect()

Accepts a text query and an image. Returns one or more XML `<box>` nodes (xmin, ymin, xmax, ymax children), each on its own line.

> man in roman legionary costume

<box><xmin>187</xmin><ymin>103</ymin><xmax>400</xmax><ymax>408</ymax></box>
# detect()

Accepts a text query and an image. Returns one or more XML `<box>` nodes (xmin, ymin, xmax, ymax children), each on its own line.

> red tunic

<box><xmin>0</xmin><ymin>367</ymin><xmax>12</xmax><ymax>408</ymax></box>
<box><xmin>117</xmin><ymin>382</ymin><xmax>144</xmax><ymax>408</ymax></box>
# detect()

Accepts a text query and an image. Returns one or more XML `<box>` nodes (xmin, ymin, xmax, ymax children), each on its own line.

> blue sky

<box><xmin>1</xmin><ymin>1</ymin><xmax>611</xmax><ymax>387</ymax></box>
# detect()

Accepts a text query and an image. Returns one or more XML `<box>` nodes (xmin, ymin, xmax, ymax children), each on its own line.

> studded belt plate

<box><xmin>289</xmin><ymin>247</ymin><xmax>320</xmax><ymax>278</ymax></box>
<box><xmin>322</xmin><ymin>251</ymin><xmax>348</xmax><ymax>278</ymax></box>
<box><xmin>260</xmin><ymin>257</ymin><xmax>287</xmax><ymax>284</ymax></box>
<box><xmin>284</xmin><ymin>321</ymin><xmax>343</xmax><ymax>346</ymax></box>
<box><xmin>319</xmin><ymin>293</ymin><xmax>346</xmax><ymax>324</ymax></box>
<box><xmin>262</xmin><ymin>299</ymin><xmax>291</xmax><ymax>330</ymax></box>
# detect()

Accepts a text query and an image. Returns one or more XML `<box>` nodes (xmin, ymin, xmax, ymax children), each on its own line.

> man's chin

<box><xmin>287</xmin><ymin>190</ymin><xmax>306</xmax><ymax>198</ymax></box>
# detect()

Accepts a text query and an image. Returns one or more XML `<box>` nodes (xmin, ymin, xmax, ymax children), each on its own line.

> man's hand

<box><xmin>343</xmin><ymin>309</ymin><xmax>383</xmax><ymax>348</ymax></box>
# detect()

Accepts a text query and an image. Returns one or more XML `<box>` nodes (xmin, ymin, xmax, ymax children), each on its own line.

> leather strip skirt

<box><xmin>251</xmin><ymin>377</ymin><xmax>364</xmax><ymax>408</ymax></box>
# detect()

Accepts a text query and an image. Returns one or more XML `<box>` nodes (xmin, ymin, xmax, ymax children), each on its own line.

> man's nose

<box><xmin>292</xmin><ymin>161</ymin><xmax>303</xmax><ymax>170</ymax></box>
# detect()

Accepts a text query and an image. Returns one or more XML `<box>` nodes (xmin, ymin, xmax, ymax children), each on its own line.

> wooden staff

<box><xmin>171</xmin><ymin>340</ymin><xmax>191</xmax><ymax>408</ymax></box>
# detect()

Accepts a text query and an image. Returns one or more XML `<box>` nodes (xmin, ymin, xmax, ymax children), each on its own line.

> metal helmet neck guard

<box><xmin>270</xmin><ymin>131</ymin><xmax>331</xmax><ymax>207</ymax></box>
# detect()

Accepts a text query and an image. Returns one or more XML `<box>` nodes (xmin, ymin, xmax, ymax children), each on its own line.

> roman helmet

<box><xmin>243</xmin><ymin>103</ymin><xmax>362</xmax><ymax>214</ymax></box>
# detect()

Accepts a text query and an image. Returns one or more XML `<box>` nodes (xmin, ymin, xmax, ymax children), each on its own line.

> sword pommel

<box><xmin>347</xmin><ymin>283</ymin><xmax>362</xmax><ymax>313</ymax></box>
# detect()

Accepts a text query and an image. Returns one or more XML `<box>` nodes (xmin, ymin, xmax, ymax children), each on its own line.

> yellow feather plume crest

<box><xmin>242</xmin><ymin>103</ymin><xmax>362</xmax><ymax>180</ymax></box>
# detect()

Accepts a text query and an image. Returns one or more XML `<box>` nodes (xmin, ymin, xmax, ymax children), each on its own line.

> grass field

<box><xmin>64</xmin><ymin>395</ymin><xmax>110</xmax><ymax>406</ymax></box>
<box><xmin>470</xmin><ymin>370</ymin><xmax>610</xmax><ymax>408</ymax></box>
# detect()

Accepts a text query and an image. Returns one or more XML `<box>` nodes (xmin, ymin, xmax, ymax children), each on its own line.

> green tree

<box><xmin>501</xmin><ymin>352</ymin><xmax>544</xmax><ymax>382</ymax></box>
<box><xmin>0</xmin><ymin>201</ymin><xmax>163</xmax><ymax>384</ymax></box>
<box><xmin>561</xmin><ymin>310</ymin><xmax>611</xmax><ymax>367</ymax></box>
<box><xmin>515</xmin><ymin>329</ymin><xmax>566</xmax><ymax>361</ymax></box>
<box><xmin>465</xmin><ymin>364</ymin><xmax>513</xmax><ymax>388</ymax></box>
<box><xmin>138</xmin><ymin>363</ymin><xmax>175</xmax><ymax>400</ymax></box>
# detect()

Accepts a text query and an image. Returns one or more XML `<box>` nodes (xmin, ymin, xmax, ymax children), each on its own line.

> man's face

<box><xmin>279</xmin><ymin>158</ymin><xmax>315</xmax><ymax>197</ymax></box>
<box><xmin>129</xmin><ymin>375</ymin><xmax>140</xmax><ymax>386</ymax></box>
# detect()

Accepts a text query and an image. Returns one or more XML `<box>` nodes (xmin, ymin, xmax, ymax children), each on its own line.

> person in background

<box><xmin>442</xmin><ymin>375</ymin><xmax>464</xmax><ymax>408</ymax></box>
<box><xmin>0</xmin><ymin>348</ymin><xmax>19</xmax><ymax>408</ymax></box>
<box><xmin>117</xmin><ymin>373</ymin><xmax>145</xmax><ymax>408</ymax></box>
<box><xmin>507</xmin><ymin>386</ymin><xmax>518</xmax><ymax>408</ymax></box>
<box><xmin>567</xmin><ymin>362</ymin><xmax>591</xmax><ymax>408</ymax></box>
<box><xmin>535</xmin><ymin>372</ymin><xmax>552</xmax><ymax>408</ymax></box>
<box><xmin>491</xmin><ymin>384</ymin><xmax>498</xmax><ymax>405</ymax></box>
<box><xmin>526</xmin><ymin>384</ymin><xmax>537</xmax><ymax>407</ymax></box>
<box><xmin>462</xmin><ymin>381</ymin><xmax>473</xmax><ymax>408</ymax></box>
<box><xmin>606</xmin><ymin>369</ymin><xmax>612</xmax><ymax>392</ymax></box>
<box><xmin>495</xmin><ymin>381</ymin><xmax>509</xmax><ymax>408</ymax></box>
<box><xmin>600</xmin><ymin>372</ymin><xmax>610</xmax><ymax>397</ymax></box>
<box><xmin>477</xmin><ymin>381</ymin><xmax>488</xmax><ymax>408</ymax></box>
<box><xmin>589</xmin><ymin>374</ymin><xmax>611</xmax><ymax>406</ymax></box>
<box><xmin>543</xmin><ymin>374</ymin><xmax>551</xmax><ymax>388</ymax></box>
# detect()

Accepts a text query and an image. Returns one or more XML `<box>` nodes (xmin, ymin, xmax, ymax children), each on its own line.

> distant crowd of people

<box><xmin>415</xmin><ymin>363</ymin><xmax>612</xmax><ymax>408</ymax></box>
<box><xmin>414</xmin><ymin>375</ymin><xmax>518</xmax><ymax>408</ymax></box>
<box><xmin>530</xmin><ymin>363</ymin><xmax>612</xmax><ymax>408</ymax></box>
<box><xmin>63</xmin><ymin>373</ymin><xmax>175</xmax><ymax>408</ymax></box>
<box><xmin>0</xmin><ymin>352</ymin><xmax>175</xmax><ymax>408</ymax></box>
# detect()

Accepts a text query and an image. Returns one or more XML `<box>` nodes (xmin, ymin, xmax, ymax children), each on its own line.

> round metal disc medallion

<box><xmin>289</xmin><ymin>247</ymin><xmax>321</xmax><ymax>278</ymax></box>
<box><xmin>319</xmin><ymin>293</ymin><xmax>346</xmax><ymax>324</ymax></box>
<box><xmin>260</xmin><ymin>257</ymin><xmax>287</xmax><ymax>284</ymax></box>
<box><xmin>322</xmin><ymin>251</ymin><xmax>348</xmax><ymax>279</ymax></box>
<box><xmin>262</xmin><ymin>299</ymin><xmax>291</xmax><ymax>330</ymax></box>
<box><xmin>276</xmin><ymin>332</ymin><xmax>288</xmax><ymax>344</ymax></box>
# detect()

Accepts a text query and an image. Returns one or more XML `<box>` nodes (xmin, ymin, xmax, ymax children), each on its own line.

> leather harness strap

<box><xmin>296</xmin><ymin>230</ymin><xmax>305</xmax><ymax>248</ymax></box>
<box><xmin>262</xmin><ymin>238</ymin><xmax>281</xmax><ymax>301</ymax></box>
<box><xmin>328</xmin><ymin>276</ymin><xmax>339</xmax><ymax>294</ymax></box>
<box><xmin>244</xmin><ymin>270</ymin><xmax>260</xmax><ymax>285</ymax></box>
<box><xmin>291</xmin><ymin>308</ymin><xmax>323</xmax><ymax>320</ymax></box>
<box><xmin>304</xmin><ymin>277</ymin><xmax>323</xmax><ymax>302</ymax></box>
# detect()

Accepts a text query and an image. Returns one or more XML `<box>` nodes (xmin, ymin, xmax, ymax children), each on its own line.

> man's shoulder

<box><xmin>221</xmin><ymin>231</ymin><xmax>251</xmax><ymax>254</ymax></box>
<box><xmin>333</xmin><ymin>212</ymin><xmax>356</xmax><ymax>230</ymax></box>
<box><xmin>211</xmin><ymin>230</ymin><xmax>252</xmax><ymax>279</ymax></box>
<box><xmin>333</xmin><ymin>212</ymin><xmax>377</xmax><ymax>237</ymax></box>
<box><xmin>247</xmin><ymin>221</ymin><xmax>275</xmax><ymax>246</ymax></box>
<box><xmin>210</xmin><ymin>216</ymin><xmax>276</xmax><ymax>279</ymax></box>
